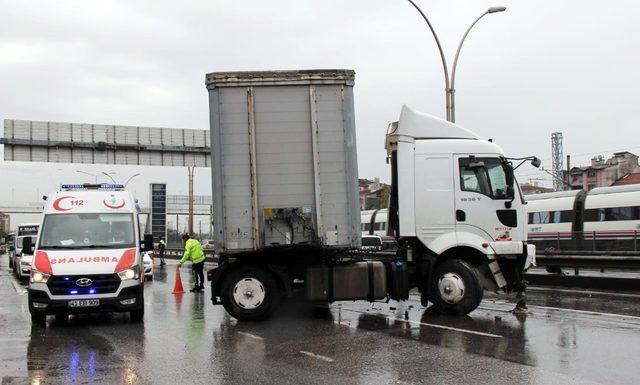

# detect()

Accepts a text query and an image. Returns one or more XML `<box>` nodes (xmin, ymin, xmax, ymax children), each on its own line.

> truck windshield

<box><xmin>39</xmin><ymin>213</ymin><xmax>135</xmax><ymax>249</ymax></box>
<box><xmin>459</xmin><ymin>157</ymin><xmax>509</xmax><ymax>199</ymax></box>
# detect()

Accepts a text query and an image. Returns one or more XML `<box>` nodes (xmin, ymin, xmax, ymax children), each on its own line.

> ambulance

<box><xmin>27</xmin><ymin>184</ymin><xmax>153</xmax><ymax>324</ymax></box>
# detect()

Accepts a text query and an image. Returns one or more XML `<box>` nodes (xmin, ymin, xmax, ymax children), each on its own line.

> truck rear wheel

<box><xmin>220</xmin><ymin>266</ymin><xmax>280</xmax><ymax>321</ymax></box>
<box><xmin>429</xmin><ymin>259</ymin><xmax>483</xmax><ymax>315</ymax></box>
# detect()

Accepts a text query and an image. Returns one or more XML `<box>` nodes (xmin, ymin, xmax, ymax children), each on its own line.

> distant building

<box><xmin>359</xmin><ymin>178</ymin><xmax>390</xmax><ymax>210</ymax></box>
<box><xmin>0</xmin><ymin>213</ymin><xmax>9</xmax><ymax>241</ymax></box>
<box><xmin>565</xmin><ymin>151</ymin><xmax>640</xmax><ymax>190</ymax></box>
<box><xmin>519</xmin><ymin>182</ymin><xmax>554</xmax><ymax>195</ymax></box>
<box><xmin>612</xmin><ymin>172</ymin><xmax>640</xmax><ymax>186</ymax></box>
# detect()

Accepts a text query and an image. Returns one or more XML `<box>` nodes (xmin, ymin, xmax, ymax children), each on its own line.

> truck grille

<box><xmin>47</xmin><ymin>274</ymin><xmax>121</xmax><ymax>295</ymax></box>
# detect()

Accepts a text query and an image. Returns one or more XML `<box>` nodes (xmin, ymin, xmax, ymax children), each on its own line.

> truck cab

<box><xmin>27</xmin><ymin>184</ymin><xmax>153</xmax><ymax>324</ymax></box>
<box><xmin>386</xmin><ymin>106</ymin><xmax>535</xmax><ymax>313</ymax></box>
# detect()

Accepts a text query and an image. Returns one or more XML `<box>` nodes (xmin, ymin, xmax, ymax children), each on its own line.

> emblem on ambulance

<box><xmin>103</xmin><ymin>195</ymin><xmax>125</xmax><ymax>209</ymax></box>
<box><xmin>52</xmin><ymin>196</ymin><xmax>75</xmax><ymax>211</ymax></box>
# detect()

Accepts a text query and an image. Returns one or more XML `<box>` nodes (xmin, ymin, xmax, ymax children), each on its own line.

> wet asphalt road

<box><xmin>1</xmin><ymin>257</ymin><xmax>640</xmax><ymax>385</ymax></box>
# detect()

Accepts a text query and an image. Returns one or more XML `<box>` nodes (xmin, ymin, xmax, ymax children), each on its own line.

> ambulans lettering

<box><xmin>50</xmin><ymin>256</ymin><xmax>119</xmax><ymax>264</ymax></box>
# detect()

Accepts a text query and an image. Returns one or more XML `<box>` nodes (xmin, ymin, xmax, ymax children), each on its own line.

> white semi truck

<box><xmin>205</xmin><ymin>70</ymin><xmax>538</xmax><ymax>320</ymax></box>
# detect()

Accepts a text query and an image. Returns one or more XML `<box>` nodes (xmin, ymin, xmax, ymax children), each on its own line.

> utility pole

<box><xmin>566</xmin><ymin>155</ymin><xmax>571</xmax><ymax>190</ymax></box>
<box><xmin>209</xmin><ymin>204</ymin><xmax>213</xmax><ymax>239</ymax></box>
<box><xmin>551</xmin><ymin>132</ymin><xmax>564</xmax><ymax>191</ymax></box>
<box><xmin>187</xmin><ymin>166</ymin><xmax>194</xmax><ymax>235</ymax></box>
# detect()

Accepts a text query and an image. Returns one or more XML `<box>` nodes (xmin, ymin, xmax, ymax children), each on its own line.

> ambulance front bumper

<box><xmin>28</xmin><ymin>284</ymin><xmax>142</xmax><ymax>315</ymax></box>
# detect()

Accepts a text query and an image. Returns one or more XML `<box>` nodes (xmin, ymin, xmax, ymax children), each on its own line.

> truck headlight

<box><xmin>21</xmin><ymin>261</ymin><xmax>31</xmax><ymax>266</ymax></box>
<box><xmin>31</xmin><ymin>270</ymin><xmax>50</xmax><ymax>284</ymax></box>
<box><xmin>118</xmin><ymin>266</ymin><xmax>140</xmax><ymax>281</ymax></box>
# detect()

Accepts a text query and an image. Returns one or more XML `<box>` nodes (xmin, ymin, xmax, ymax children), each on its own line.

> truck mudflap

<box><xmin>207</xmin><ymin>264</ymin><xmax>229</xmax><ymax>305</ymax></box>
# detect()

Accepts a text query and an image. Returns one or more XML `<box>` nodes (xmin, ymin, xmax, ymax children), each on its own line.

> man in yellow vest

<box><xmin>179</xmin><ymin>233</ymin><xmax>206</xmax><ymax>292</ymax></box>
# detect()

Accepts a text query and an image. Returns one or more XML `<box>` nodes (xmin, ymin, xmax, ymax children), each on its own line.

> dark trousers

<box><xmin>192</xmin><ymin>261</ymin><xmax>205</xmax><ymax>288</ymax></box>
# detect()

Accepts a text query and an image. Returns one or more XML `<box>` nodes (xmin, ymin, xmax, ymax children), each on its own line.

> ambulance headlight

<box><xmin>118</xmin><ymin>266</ymin><xmax>140</xmax><ymax>281</ymax></box>
<box><xmin>31</xmin><ymin>271</ymin><xmax>50</xmax><ymax>284</ymax></box>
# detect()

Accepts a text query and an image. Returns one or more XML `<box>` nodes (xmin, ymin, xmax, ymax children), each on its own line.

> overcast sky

<box><xmin>2</xmin><ymin>0</ymin><xmax>640</xmax><ymax>226</ymax></box>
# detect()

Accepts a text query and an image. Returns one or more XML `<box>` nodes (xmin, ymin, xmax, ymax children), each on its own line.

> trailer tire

<box><xmin>429</xmin><ymin>259</ymin><xmax>483</xmax><ymax>315</ymax></box>
<box><xmin>220</xmin><ymin>266</ymin><xmax>280</xmax><ymax>321</ymax></box>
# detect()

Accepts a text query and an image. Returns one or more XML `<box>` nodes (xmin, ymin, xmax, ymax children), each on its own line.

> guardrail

<box><xmin>150</xmin><ymin>247</ymin><xmax>217</xmax><ymax>262</ymax></box>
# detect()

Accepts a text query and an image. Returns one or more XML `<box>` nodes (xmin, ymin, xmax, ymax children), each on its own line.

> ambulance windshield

<box><xmin>39</xmin><ymin>213</ymin><xmax>135</xmax><ymax>249</ymax></box>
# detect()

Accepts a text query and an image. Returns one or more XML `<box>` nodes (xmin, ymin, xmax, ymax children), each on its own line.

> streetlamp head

<box><xmin>487</xmin><ymin>6</ymin><xmax>506</xmax><ymax>13</ymax></box>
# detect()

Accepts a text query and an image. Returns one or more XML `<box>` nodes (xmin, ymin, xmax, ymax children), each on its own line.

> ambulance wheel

<box><xmin>130</xmin><ymin>290</ymin><xmax>145</xmax><ymax>322</ymax></box>
<box><xmin>130</xmin><ymin>307</ymin><xmax>144</xmax><ymax>322</ymax></box>
<box><xmin>220</xmin><ymin>266</ymin><xmax>280</xmax><ymax>321</ymax></box>
<box><xmin>429</xmin><ymin>259</ymin><xmax>483</xmax><ymax>315</ymax></box>
<box><xmin>31</xmin><ymin>313</ymin><xmax>46</xmax><ymax>325</ymax></box>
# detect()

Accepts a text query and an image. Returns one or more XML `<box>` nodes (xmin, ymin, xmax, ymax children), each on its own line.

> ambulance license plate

<box><xmin>68</xmin><ymin>299</ymin><xmax>100</xmax><ymax>308</ymax></box>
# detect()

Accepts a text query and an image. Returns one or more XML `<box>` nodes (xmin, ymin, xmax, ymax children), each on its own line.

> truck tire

<box><xmin>220</xmin><ymin>266</ymin><xmax>280</xmax><ymax>321</ymax></box>
<box><xmin>429</xmin><ymin>259</ymin><xmax>483</xmax><ymax>315</ymax></box>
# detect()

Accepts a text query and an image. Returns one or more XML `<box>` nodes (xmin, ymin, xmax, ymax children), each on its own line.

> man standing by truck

<box><xmin>178</xmin><ymin>233</ymin><xmax>205</xmax><ymax>292</ymax></box>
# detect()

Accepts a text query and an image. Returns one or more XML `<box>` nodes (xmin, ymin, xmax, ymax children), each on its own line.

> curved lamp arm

<box><xmin>406</xmin><ymin>0</ymin><xmax>451</xmax><ymax>121</ymax></box>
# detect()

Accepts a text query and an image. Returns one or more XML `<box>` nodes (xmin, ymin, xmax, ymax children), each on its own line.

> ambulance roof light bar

<box><xmin>61</xmin><ymin>183</ymin><xmax>125</xmax><ymax>191</ymax></box>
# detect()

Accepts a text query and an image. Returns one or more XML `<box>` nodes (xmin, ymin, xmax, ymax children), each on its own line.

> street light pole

<box><xmin>406</xmin><ymin>2</ymin><xmax>506</xmax><ymax>123</ymax></box>
<box><xmin>406</xmin><ymin>0</ymin><xmax>451</xmax><ymax>121</ymax></box>
<box><xmin>123</xmin><ymin>173</ymin><xmax>140</xmax><ymax>188</ymax></box>
<box><xmin>450</xmin><ymin>6</ymin><xmax>506</xmax><ymax>122</ymax></box>
<box><xmin>101</xmin><ymin>172</ymin><xmax>117</xmax><ymax>184</ymax></box>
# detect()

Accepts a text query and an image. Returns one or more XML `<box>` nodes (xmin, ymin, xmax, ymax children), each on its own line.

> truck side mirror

<box><xmin>504</xmin><ymin>162</ymin><xmax>516</xmax><ymax>208</ymax></box>
<box><xmin>21</xmin><ymin>237</ymin><xmax>34</xmax><ymax>255</ymax></box>
<box><xmin>505</xmin><ymin>163</ymin><xmax>515</xmax><ymax>190</ymax></box>
<box><xmin>141</xmin><ymin>234</ymin><xmax>154</xmax><ymax>252</ymax></box>
<box><xmin>531</xmin><ymin>157</ymin><xmax>541</xmax><ymax>168</ymax></box>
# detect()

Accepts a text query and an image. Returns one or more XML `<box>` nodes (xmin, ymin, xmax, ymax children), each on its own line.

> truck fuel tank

<box><xmin>306</xmin><ymin>261</ymin><xmax>387</xmax><ymax>301</ymax></box>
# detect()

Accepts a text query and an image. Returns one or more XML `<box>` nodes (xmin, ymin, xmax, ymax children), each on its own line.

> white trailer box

<box><xmin>206</xmin><ymin>70</ymin><xmax>360</xmax><ymax>252</ymax></box>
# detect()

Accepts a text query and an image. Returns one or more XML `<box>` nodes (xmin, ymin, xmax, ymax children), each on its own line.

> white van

<box><xmin>27</xmin><ymin>184</ymin><xmax>153</xmax><ymax>324</ymax></box>
<box><xmin>12</xmin><ymin>223</ymin><xmax>40</xmax><ymax>279</ymax></box>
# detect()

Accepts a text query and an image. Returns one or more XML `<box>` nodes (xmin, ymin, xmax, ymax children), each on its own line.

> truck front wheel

<box><xmin>429</xmin><ymin>259</ymin><xmax>483</xmax><ymax>315</ymax></box>
<box><xmin>220</xmin><ymin>266</ymin><xmax>280</xmax><ymax>321</ymax></box>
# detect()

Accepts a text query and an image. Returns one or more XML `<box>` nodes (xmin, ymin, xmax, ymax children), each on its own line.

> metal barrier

<box><xmin>151</xmin><ymin>248</ymin><xmax>217</xmax><ymax>262</ymax></box>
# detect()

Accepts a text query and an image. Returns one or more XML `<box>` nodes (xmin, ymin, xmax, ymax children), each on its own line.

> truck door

<box><xmin>454</xmin><ymin>155</ymin><xmax>518</xmax><ymax>243</ymax></box>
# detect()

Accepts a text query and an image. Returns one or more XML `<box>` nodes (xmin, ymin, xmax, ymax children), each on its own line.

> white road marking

<box><xmin>237</xmin><ymin>331</ymin><xmax>265</xmax><ymax>341</ymax></box>
<box><xmin>299</xmin><ymin>350</ymin><xmax>334</xmax><ymax>362</ymax></box>
<box><xmin>340</xmin><ymin>308</ymin><xmax>502</xmax><ymax>338</ymax></box>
